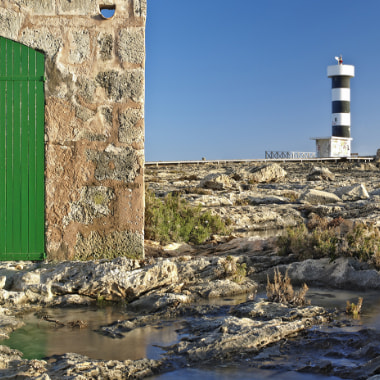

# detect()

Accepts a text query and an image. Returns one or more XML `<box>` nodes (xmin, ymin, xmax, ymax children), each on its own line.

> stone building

<box><xmin>0</xmin><ymin>0</ymin><xmax>146</xmax><ymax>260</ymax></box>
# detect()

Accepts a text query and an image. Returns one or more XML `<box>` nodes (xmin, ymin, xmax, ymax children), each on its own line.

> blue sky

<box><xmin>145</xmin><ymin>1</ymin><xmax>380</xmax><ymax>161</ymax></box>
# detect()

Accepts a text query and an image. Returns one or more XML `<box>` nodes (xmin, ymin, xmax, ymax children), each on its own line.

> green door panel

<box><xmin>0</xmin><ymin>37</ymin><xmax>45</xmax><ymax>260</ymax></box>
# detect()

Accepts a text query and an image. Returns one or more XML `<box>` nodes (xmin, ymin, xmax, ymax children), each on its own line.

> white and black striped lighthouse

<box><xmin>327</xmin><ymin>55</ymin><xmax>355</xmax><ymax>138</ymax></box>
<box><xmin>312</xmin><ymin>56</ymin><xmax>355</xmax><ymax>158</ymax></box>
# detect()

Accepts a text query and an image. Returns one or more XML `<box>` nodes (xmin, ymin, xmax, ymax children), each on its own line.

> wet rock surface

<box><xmin>1</xmin><ymin>252</ymin><xmax>380</xmax><ymax>378</ymax></box>
<box><xmin>240</xmin><ymin>325</ymin><xmax>380</xmax><ymax>380</ymax></box>
<box><xmin>169</xmin><ymin>300</ymin><xmax>330</xmax><ymax>363</ymax></box>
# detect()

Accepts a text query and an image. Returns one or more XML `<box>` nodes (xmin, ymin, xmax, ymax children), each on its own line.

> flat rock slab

<box><xmin>171</xmin><ymin>299</ymin><xmax>330</xmax><ymax>363</ymax></box>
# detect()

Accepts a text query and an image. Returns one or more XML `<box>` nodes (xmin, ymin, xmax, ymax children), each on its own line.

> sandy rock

<box><xmin>219</xmin><ymin>204</ymin><xmax>303</xmax><ymax>232</ymax></box>
<box><xmin>200</xmin><ymin>173</ymin><xmax>236</xmax><ymax>190</ymax></box>
<box><xmin>299</xmin><ymin>189</ymin><xmax>341</xmax><ymax>205</ymax></box>
<box><xmin>307</xmin><ymin>166</ymin><xmax>335</xmax><ymax>181</ymax></box>
<box><xmin>187</xmin><ymin>278</ymin><xmax>257</xmax><ymax>299</ymax></box>
<box><xmin>0</xmin><ymin>345</ymin><xmax>24</xmax><ymax>370</ymax></box>
<box><xmin>0</xmin><ymin>289</ymin><xmax>29</xmax><ymax>306</ymax></box>
<box><xmin>249</xmin><ymin>163</ymin><xmax>287</xmax><ymax>183</ymax></box>
<box><xmin>0</xmin><ymin>307</ymin><xmax>25</xmax><ymax>339</ymax></box>
<box><xmin>189</xmin><ymin>194</ymin><xmax>234</xmax><ymax>207</ymax></box>
<box><xmin>8</xmin><ymin>258</ymin><xmax>178</xmax><ymax>303</ymax></box>
<box><xmin>335</xmin><ymin>183</ymin><xmax>369</xmax><ymax>201</ymax></box>
<box><xmin>12</xmin><ymin>271</ymin><xmax>41</xmax><ymax>292</ymax></box>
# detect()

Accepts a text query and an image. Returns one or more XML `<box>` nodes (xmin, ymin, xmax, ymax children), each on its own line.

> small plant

<box><xmin>145</xmin><ymin>190</ymin><xmax>230</xmax><ymax>245</ymax></box>
<box><xmin>222</xmin><ymin>255</ymin><xmax>236</xmax><ymax>277</ymax></box>
<box><xmin>222</xmin><ymin>256</ymin><xmax>247</xmax><ymax>284</ymax></box>
<box><xmin>234</xmin><ymin>262</ymin><xmax>247</xmax><ymax>284</ymax></box>
<box><xmin>266</xmin><ymin>268</ymin><xmax>309</xmax><ymax>306</ymax></box>
<box><xmin>282</xmin><ymin>191</ymin><xmax>300</xmax><ymax>203</ymax></box>
<box><xmin>234</xmin><ymin>198</ymin><xmax>251</xmax><ymax>206</ymax></box>
<box><xmin>92</xmin><ymin>191</ymin><xmax>106</xmax><ymax>205</ymax></box>
<box><xmin>346</xmin><ymin>297</ymin><xmax>363</xmax><ymax>319</ymax></box>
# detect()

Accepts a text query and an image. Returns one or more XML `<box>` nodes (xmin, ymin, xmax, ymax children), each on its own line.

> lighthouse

<box><xmin>312</xmin><ymin>56</ymin><xmax>355</xmax><ymax>158</ymax></box>
<box><xmin>328</xmin><ymin>55</ymin><xmax>355</xmax><ymax>139</ymax></box>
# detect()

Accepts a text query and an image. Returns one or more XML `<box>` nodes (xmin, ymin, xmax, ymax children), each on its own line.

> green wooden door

<box><xmin>0</xmin><ymin>37</ymin><xmax>45</xmax><ymax>260</ymax></box>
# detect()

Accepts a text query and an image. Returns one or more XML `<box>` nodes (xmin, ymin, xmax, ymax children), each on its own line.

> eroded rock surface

<box><xmin>146</xmin><ymin>160</ymin><xmax>380</xmax><ymax>232</ymax></box>
<box><xmin>170</xmin><ymin>300</ymin><xmax>329</xmax><ymax>363</ymax></box>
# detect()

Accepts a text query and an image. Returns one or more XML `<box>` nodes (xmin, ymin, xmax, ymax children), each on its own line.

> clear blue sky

<box><xmin>145</xmin><ymin>1</ymin><xmax>380</xmax><ymax>161</ymax></box>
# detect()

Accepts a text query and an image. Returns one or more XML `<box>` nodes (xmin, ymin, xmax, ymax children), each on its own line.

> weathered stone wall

<box><xmin>0</xmin><ymin>0</ymin><xmax>146</xmax><ymax>259</ymax></box>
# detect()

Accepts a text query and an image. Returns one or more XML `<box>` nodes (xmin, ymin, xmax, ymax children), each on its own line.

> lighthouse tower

<box><xmin>313</xmin><ymin>56</ymin><xmax>355</xmax><ymax>158</ymax></box>
<box><xmin>328</xmin><ymin>55</ymin><xmax>355</xmax><ymax>139</ymax></box>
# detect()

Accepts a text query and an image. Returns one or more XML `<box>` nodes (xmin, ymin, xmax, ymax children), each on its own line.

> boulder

<box><xmin>249</xmin><ymin>163</ymin><xmax>287</xmax><ymax>183</ymax></box>
<box><xmin>335</xmin><ymin>183</ymin><xmax>369</xmax><ymax>201</ymax></box>
<box><xmin>307</xmin><ymin>166</ymin><xmax>335</xmax><ymax>181</ymax></box>
<box><xmin>260</xmin><ymin>257</ymin><xmax>380</xmax><ymax>290</ymax></box>
<box><xmin>10</xmin><ymin>258</ymin><xmax>178</xmax><ymax>303</ymax></box>
<box><xmin>299</xmin><ymin>189</ymin><xmax>341</xmax><ymax>205</ymax></box>
<box><xmin>200</xmin><ymin>173</ymin><xmax>236</xmax><ymax>190</ymax></box>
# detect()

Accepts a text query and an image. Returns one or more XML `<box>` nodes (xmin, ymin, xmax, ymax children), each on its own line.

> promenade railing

<box><xmin>265</xmin><ymin>151</ymin><xmax>316</xmax><ymax>159</ymax></box>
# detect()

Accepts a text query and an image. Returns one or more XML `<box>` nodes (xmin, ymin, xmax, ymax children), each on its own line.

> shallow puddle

<box><xmin>150</xmin><ymin>367</ymin><xmax>343</xmax><ymax>380</ymax></box>
<box><xmin>4</xmin><ymin>287</ymin><xmax>380</xmax><ymax>379</ymax></box>
<box><xmin>6</xmin><ymin>307</ymin><xmax>181</xmax><ymax>361</ymax></box>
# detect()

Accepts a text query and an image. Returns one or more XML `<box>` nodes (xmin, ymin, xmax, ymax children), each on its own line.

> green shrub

<box><xmin>346</xmin><ymin>223</ymin><xmax>380</xmax><ymax>263</ymax></box>
<box><xmin>277</xmin><ymin>219</ymin><xmax>380</xmax><ymax>266</ymax></box>
<box><xmin>277</xmin><ymin>224</ymin><xmax>308</xmax><ymax>257</ymax></box>
<box><xmin>145</xmin><ymin>190</ymin><xmax>230</xmax><ymax>245</ymax></box>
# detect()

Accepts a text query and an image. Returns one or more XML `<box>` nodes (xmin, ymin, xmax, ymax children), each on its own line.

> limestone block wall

<box><xmin>0</xmin><ymin>0</ymin><xmax>146</xmax><ymax>260</ymax></box>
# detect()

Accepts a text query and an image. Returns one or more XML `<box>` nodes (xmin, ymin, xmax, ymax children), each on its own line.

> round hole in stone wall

<box><xmin>100</xmin><ymin>4</ymin><xmax>116</xmax><ymax>19</ymax></box>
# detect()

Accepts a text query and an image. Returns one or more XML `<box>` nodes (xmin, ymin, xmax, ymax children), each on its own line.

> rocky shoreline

<box><xmin>1</xmin><ymin>252</ymin><xmax>380</xmax><ymax>378</ymax></box>
<box><xmin>1</xmin><ymin>160</ymin><xmax>380</xmax><ymax>378</ymax></box>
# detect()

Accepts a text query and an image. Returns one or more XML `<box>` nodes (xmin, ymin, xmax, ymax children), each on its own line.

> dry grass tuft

<box><xmin>266</xmin><ymin>268</ymin><xmax>310</xmax><ymax>306</ymax></box>
<box><xmin>346</xmin><ymin>297</ymin><xmax>363</xmax><ymax>319</ymax></box>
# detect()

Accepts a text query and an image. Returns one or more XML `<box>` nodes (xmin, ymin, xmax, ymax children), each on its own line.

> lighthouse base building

<box><xmin>312</xmin><ymin>136</ymin><xmax>352</xmax><ymax>158</ymax></box>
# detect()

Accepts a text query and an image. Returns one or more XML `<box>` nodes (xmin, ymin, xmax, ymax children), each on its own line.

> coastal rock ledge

<box><xmin>1</xmin><ymin>252</ymin><xmax>380</xmax><ymax>378</ymax></box>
